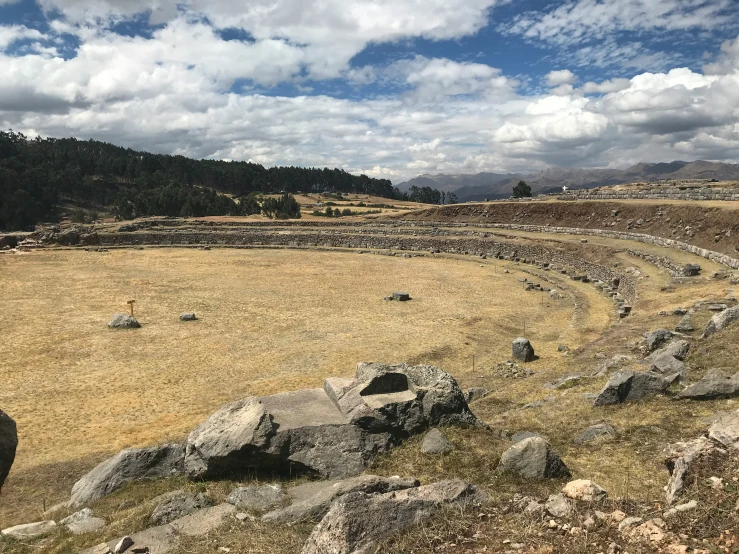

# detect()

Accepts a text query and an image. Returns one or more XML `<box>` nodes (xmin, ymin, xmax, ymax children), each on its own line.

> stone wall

<box><xmin>98</xmin><ymin>230</ymin><xmax>638</xmax><ymax>303</ymax></box>
<box><xmin>560</xmin><ymin>187</ymin><xmax>739</xmax><ymax>202</ymax></box>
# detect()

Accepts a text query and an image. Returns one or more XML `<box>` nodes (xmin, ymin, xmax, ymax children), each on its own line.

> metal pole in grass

<box><xmin>127</xmin><ymin>299</ymin><xmax>136</xmax><ymax>317</ymax></box>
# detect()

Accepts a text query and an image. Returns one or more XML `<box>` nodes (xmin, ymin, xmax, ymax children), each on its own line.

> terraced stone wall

<box><xmin>560</xmin><ymin>187</ymin><xmax>739</xmax><ymax>202</ymax></box>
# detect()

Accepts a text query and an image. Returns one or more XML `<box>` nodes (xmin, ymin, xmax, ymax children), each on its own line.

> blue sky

<box><xmin>1</xmin><ymin>0</ymin><xmax>738</xmax><ymax>182</ymax></box>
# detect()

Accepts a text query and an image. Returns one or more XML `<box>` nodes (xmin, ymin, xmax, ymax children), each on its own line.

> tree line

<box><xmin>0</xmin><ymin>131</ymin><xmax>403</xmax><ymax>231</ymax></box>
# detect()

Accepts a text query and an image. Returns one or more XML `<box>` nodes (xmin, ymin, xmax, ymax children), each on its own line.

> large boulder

<box><xmin>0</xmin><ymin>409</ymin><xmax>18</xmax><ymax>492</ymax></box>
<box><xmin>512</xmin><ymin>338</ymin><xmax>535</xmax><ymax>362</ymax></box>
<box><xmin>185</xmin><ymin>363</ymin><xmax>478</xmax><ymax>481</ymax></box>
<box><xmin>592</xmin><ymin>370</ymin><xmax>680</xmax><ymax>406</ymax></box>
<box><xmin>301</xmin><ymin>480</ymin><xmax>487</xmax><ymax>554</ymax></box>
<box><xmin>107</xmin><ymin>314</ymin><xmax>141</xmax><ymax>329</ymax></box>
<box><xmin>702</xmin><ymin>305</ymin><xmax>739</xmax><ymax>339</ymax></box>
<box><xmin>70</xmin><ymin>444</ymin><xmax>184</xmax><ymax>507</ymax></box>
<box><xmin>497</xmin><ymin>437</ymin><xmax>570</xmax><ymax>479</ymax></box>
<box><xmin>677</xmin><ymin>372</ymin><xmax>739</xmax><ymax>400</ymax></box>
<box><xmin>262</xmin><ymin>475</ymin><xmax>419</xmax><ymax>524</ymax></box>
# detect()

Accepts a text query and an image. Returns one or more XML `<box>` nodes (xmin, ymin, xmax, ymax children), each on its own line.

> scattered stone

<box><xmin>593</xmin><ymin>370</ymin><xmax>680</xmax><ymax>406</ymax></box>
<box><xmin>708</xmin><ymin>409</ymin><xmax>739</xmax><ymax>449</ymax></box>
<box><xmin>676</xmin><ymin>372</ymin><xmax>739</xmax><ymax>400</ymax></box>
<box><xmin>682</xmin><ymin>264</ymin><xmax>701</xmax><ymax>277</ymax></box>
<box><xmin>574</xmin><ymin>423</ymin><xmax>617</xmax><ymax>444</ymax></box>
<box><xmin>179</xmin><ymin>313</ymin><xmax>197</xmax><ymax>321</ymax></box>
<box><xmin>643</xmin><ymin>329</ymin><xmax>674</xmax><ymax>354</ymax></box>
<box><xmin>262</xmin><ymin>475</ymin><xmax>419</xmax><ymax>524</ymax></box>
<box><xmin>646</xmin><ymin>340</ymin><xmax>690</xmax><ymax>362</ymax></box>
<box><xmin>391</xmin><ymin>292</ymin><xmax>410</xmax><ymax>301</ymax></box>
<box><xmin>492</xmin><ymin>361</ymin><xmax>534</xmax><ymax>379</ymax></box>
<box><xmin>673</xmin><ymin>308</ymin><xmax>688</xmax><ymax>316</ymax></box>
<box><xmin>545</xmin><ymin>493</ymin><xmax>573</xmax><ymax>517</ymax></box>
<box><xmin>421</xmin><ymin>428</ymin><xmax>454</xmax><ymax>454</ymax></box>
<box><xmin>617</xmin><ymin>516</ymin><xmax>643</xmax><ymax>533</ymax></box>
<box><xmin>664</xmin><ymin>437</ymin><xmax>716</xmax><ymax>504</ymax></box>
<box><xmin>664</xmin><ymin>500</ymin><xmax>698</xmax><ymax>518</ymax></box>
<box><xmin>185</xmin><ymin>363</ymin><xmax>479</xmax><ymax>480</ymax></box>
<box><xmin>150</xmin><ymin>491</ymin><xmax>213</xmax><ymax>525</ymax></box>
<box><xmin>60</xmin><ymin>508</ymin><xmax>106</xmax><ymax>534</ymax></box>
<box><xmin>1</xmin><ymin>520</ymin><xmax>57</xmax><ymax>538</ymax></box>
<box><xmin>226</xmin><ymin>484</ymin><xmax>284</xmax><ymax>512</ymax></box>
<box><xmin>71</xmin><ymin>444</ymin><xmax>185</xmax><ymax>507</ymax></box>
<box><xmin>708</xmin><ymin>304</ymin><xmax>728</xmax><ymax>312</ymax></box>
<box><xmin>108</xmin><ymin>314</ymin><xmax>141</xmax><ymax>329</ymax></box>
<box><xmin>593</xmin><ymin>354</ymin><xmax>633</xmax><ymax>377</ymax></box>
<box><xmin>543</xmin><ymin>373</ymin><xmax>585</xmax><ymax>390</ymax></box>
<box><xmin>674</xmin><ymin>313</ymin><xmax>695</xmax><ymax>332</ymax></box>
<box><xmin>114</xmin><ymin>536</ymin><xmax>134</xmax><ymax>554</ymax></box>
<box><xmin>702</xmin><ymin>305</ymin><xmax>739</xmax><ymax>339</ymax></box>
<box><xmin>512</xmin><ymin>337</ymin><xmax>535</xmax><ymax>362</ymax></box>
<box><xmin>300</xmin><ymin>480</ymin><xmax>487</xmax><ymax>554</ymax></box>
<box><xmin>650</xmin><ymin>353</ymin><xmax>688</xmax><ymax>379</ymax></box>
<box><xmin>562</xmin><ymin>479</ymin><xmax>607</xmax><ymax>502</ymax></box>
<box><xmin>92</xmin><ymin>544</ymin><xmax>113</xmax><ymax>554</ymax></box>
<box><xmin>497</xmin><ymin>437</ymin><xmax>570</xmax><ymax>479</ymax></box>
<box><xmin>0</xmin><ymin>409</ymin><xmax>17</xmax><ymax>492</ymax></box>
<box><xmin>465</xmin><ymin>387</ymin><xmax>490</xmax><ymax>403</ymax></box>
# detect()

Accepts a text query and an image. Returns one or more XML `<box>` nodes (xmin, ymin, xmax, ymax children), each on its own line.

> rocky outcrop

<box><xmin>150</xmin><ymin>491</ymin><xmax>213</xmax><ymax>525</ymax></box>
<box><xmin>512</xmin><ymin>338</ymin><xmax>535</xmax><ymax>362</ymax></box>
<box><xmin>497</xmin><ymin>437</ymin><xmax>570</xmax><ymax>479</ymax></box>
<box><xmin>677</xmin><ymin>371</ymin><xmax>739</xmax><ymax>400</ymax></box>
<box><xmin>643</xmin><ymin>329</ymin><xmax>674</xmax><ymax>354</ymax></box>
<box><xmin>593</xmin><ymin>370</ymin><xmax>680</xmax><ymax>406</ymax></box>
<box><xmin>262</xmin><ymin>475</ymin><xmax>420</xmax><ymax>524</ymax></box>
<box><xmin>71</xmin><ymin>444</ymin><xmax>185</xmax><ymax>507</ymax></box>
<box><xmin>301</xmin><ymin>479</ymin><xmax>487</xmax><ymax>554</ymax></box>
<box><xmin>107</xmin><ymin>314</ymin><xmax>141</xmax><ymax>329</ymax></box>
<box><xmin>702</xmin><ymin>305</ymin><xmax>739</xmax><ymax>338</ymax></box>
<box><xmin>0</xmin><ymin>409</ymin><xmax>18</xmax><ymax>492</ymax></box>
<box><xmin>226</xmin><ymin>484</ymin><xmax>284</xmax><ymax>512</ymax></box>
<box><xmin>185</xmin><ymin>363</ymin><xmax>478</xmax><ymax>480</ymax></box>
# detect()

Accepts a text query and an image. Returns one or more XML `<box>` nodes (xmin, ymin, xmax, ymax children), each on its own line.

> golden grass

<box><xmin>0</xmin><ymin>247</ymin><xmax>614</xmax><ymax>525</ymax></box>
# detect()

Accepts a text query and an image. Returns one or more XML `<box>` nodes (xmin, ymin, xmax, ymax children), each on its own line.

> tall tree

<box><xmin>512</xmin><ymin>180</ymin><xmax>532</xmax><ymax>198</ymax></box>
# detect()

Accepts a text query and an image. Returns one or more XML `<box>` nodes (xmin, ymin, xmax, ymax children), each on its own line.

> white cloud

<box><xmin>581</xmin><ymin>78</ymin><xmax>632</xmax><ymax>94</ymax></box>
<box><xmin>0</xmin><ymin>25</ymin><xmax>46</xmax><ymax>51</ymax></box>
<box><xmin>704</xmin><ymin>35</ymin><xmax>739</xmax><ymax>75</ymax></box>
<box><xmin>546</xmin><ymin>69</ymin><xmax>577</xmax><ymax>86</ymax></box>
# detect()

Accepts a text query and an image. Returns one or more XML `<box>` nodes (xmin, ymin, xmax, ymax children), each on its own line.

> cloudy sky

<box><xmin>1</xmin><ymin>0</ymin><xmax>738</xmax><ymax>182</ymax></box>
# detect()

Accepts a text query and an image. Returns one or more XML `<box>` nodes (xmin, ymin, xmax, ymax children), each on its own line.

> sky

<box><xmin>1</xmin><ymin>0</ymin><xmax>738</xmax><ymax>183</ymax></box>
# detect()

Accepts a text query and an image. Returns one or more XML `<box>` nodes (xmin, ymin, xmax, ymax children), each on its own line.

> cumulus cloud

<box><xmin>0</xmin><ymin>25</ymin><xmax>46</xmax><ymax>50</ymax></box>
<box><xmin>546</xmin><ymin>69</ymin><xmax>577</xmax><ymax>87</ymax></box>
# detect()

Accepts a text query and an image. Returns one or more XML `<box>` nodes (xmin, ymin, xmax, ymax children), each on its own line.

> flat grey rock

<box><xmin>543</xmin><ymin>374</ymin><xmax>585</xmax><ymax>390</ymax></box>
<box><xmin>650</xmin><ymin>353</ymin><xmax>688</xmax><ymax>379</ymax></box>
<box><xmin>179</xmin><ymin>313</ymin><xmax>197</xmax><ymax>321</ymax></box>
<box><xmin>593</xmin><ymin>370</ymin><xmax>680</xmax><ymax>406</ymax></box>
<box><xmin>643</xmin><ymin>329</ymin><xmax>674</xmax><ymax>354</ymax></box>
<box><xmin>498</xmin><ymin>437</ymin><xmax>570</xmax><ymax>479</ymax></box>
<box><xmin>1</xmin><ymin>520</ymin><xmax>57</xmax><ymax>538</ymax></box>
<box><xmin>646</xmin><ymin>340</ymin><xmax>690</xmax><ymax>362</ymax></box>
<box><xmin>262</xmin><ymin>475</ymin><xmax>420</xmax><ymax>524</ymax></box>
<box><xmin>391</xmin><ymin>292</ymin><xmax>411</xmax><ymax>301</ymax></box>
<box><xmin>71</xmin><ymin>444</ymin><xmax>184</xmax><ymax>507</ymax></box>
<box><xmin>511</xmin><ymin>431</ymin><xmax>548</xmax><ymax>444</ymax></box>
<box><xmin>465</xmin><ymin>387</ymin><xmax>490</xmax><ymax>403</ymax></box>
<box><xmin>675</xmin><ymin>313</ymin><xmax>695</xmax><ymax>332</ymax></box>
<box><xmin>301</xmin><ymin>480</ymin><xmax>487</xmax><ymax>554</ymax></box>
<box><xmin>61</xmin><ymin>509</ymin><xmax>106</xmax><ymax>534</ymax></box>
<box><xmin>708</xmin><ymin>409</ymin><xmax>739</xmax><ymax>449</ymax></box>
<box><xmin>150</xmin><ymin>490</ymin><xmax>213</xmax><ymax>525</ymax></box>
<box><xmin>545</xmin><ymin>493</ymin><xmax>573</xmax><ymax>518</ymax></box>
<box><xmin>0</xmin><ymin>409</ymin><xmax>17</xmax><ymax>492</ymax></box>
<box><xmin>421</xmin><ymin>428</ymin><xmax>454</xmax><ymax>454</ymax></box>
<box><xmin>226</xmin><ymin>484</ymin><xmax>284</xmax><ymax>511</ymax></box>
<box><xmin>574</xmin><ymin>423</ymin><xmax>616</xmax><ymax>444</ymax></box>
<box><xmin>107</xmin><ymin>314</ymin><xmax>141</xmax><ymax>329</ymax></box>
<box><xmin>677</xmin><ymin>372</ymin><xmax>739</xmax><ymax>400</ymax></box>
<box><xmin>702</xmin><ymin>305</ymin><xmax>739</xmax><ymax>339</ymax></box>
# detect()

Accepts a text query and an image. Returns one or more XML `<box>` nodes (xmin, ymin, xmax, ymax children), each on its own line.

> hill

<box><xmin>399</xmin><ymin>161</ymin><xmax>739</xmax><ymax>201</ymax></box>
<box><xmin>0</xmin><ymin>131</ymin><xmax>398</xmax><ymax>231</ymax></box>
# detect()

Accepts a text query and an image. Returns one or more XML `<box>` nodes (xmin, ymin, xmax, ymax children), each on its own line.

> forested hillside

<box><xmin>0</xmin><ymin>131</ymin><xmax>399</xmax><ymax>231</ymax></box>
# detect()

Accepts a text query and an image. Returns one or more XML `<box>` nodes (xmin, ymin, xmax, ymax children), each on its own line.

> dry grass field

<box><xmin>0</xmin><ymin>247</ymin><xmax>615</xmax><ymax>526</ymax></box>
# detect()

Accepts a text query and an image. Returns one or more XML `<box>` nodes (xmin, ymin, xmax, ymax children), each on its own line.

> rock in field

<box><xmin>562</xmin><ymin>479</ymin><xmax>607</xmax><ymax>502</ymax></box>
<box><xmin>650</xmin><ymin>353</ymin><xmax>688</xmax><ymax>379</ymax></box>
<box><xmin>646</xmin><ymin>340</ymin><xmax>690</xmax><ymax>362</ymax></box>
<box><xmin>543</xmin><ymin>373</ymin><xmax>585</xmax><ymax>390</ymax></box>
<box><xmin>677</xmin><ymin>371</ymin><xmax>739</xmax><ymax>400</ymax></box>
<box><xmin>593</xmin><ymin>370</ymin><xmax>680</xmax><ymax>406</ymax></box>
<box><xmin>675</xmin><ymin>312</ymin><xmax>695</xmax><ymax>333</ymax></box>
<box><xmin>300</xmin><ymin>480</ymin><xmax>487</xmax><ymax>554</ymax></box>
<box><xmin>185</xmin><ymin>362</ymin><xmax>478</xmax><ymax>480</ymax></box>
<box><xmin>107</xmin><ymin>314</ymin><xmax>141</xmax><ymax>329</ymax></box>
<box><xmin>391</xmin><ymin>292</ymin><xmax>410</xmax><ymax>301</ymax></box>
<box><xmin>421</xmin><ymin>428</ymin><xmax>454</xmax><ymax>454</ymax></box>
<box><xmin>545</xmin><ymin>493</ymin><xmax>573</xmax><ymax>517</ymax></box>
<box><xmin>465</xmin><ymin>387</ymin><xmax>490</xmax><ymax>403</ymax></box>
<box><xmin>179</xmin><ymin>313</ymin><xmax>197</xmax><ymax>321</ymax></box>
<box><xmin>643</xmin><ymin>329</ymin><xmax>674</xmax><ymax>354</ymax></box>
<box><xmin>0</xmin><ymin>409</ymin><xmax>18</xmax><ymax>492</ymax></box>
<box><xmin>512</xmin><ymin>337</ymin><xmax>535</xmax><ymax>362</ymax></box>
<box><xmin>1</xmin><ymin>520</ymin><xmax>57</xmax><ymax>538</ymax></box>
<box><xmin>498</xmin><ymin>437</ymin><xmax>570</xmax><ymax>479</ymax></box>
<box><xmin>262</xmin><ymin>475</ymin><xmax>419</xmax><ymax>524</ymax></box>
<box><xmin>574</xmin><ymin>423</ymin><xmax>616</xmax><ymax>444</ymax></box>
<box><xmin>60</xmin><ymin>509</ymin><xmax>106</xmax><ymax>535</ymax></box>
<box><xmin>150</xmin><ymin>490</ymin><xmax>213</xmax><ymax>525</ymax></box>
<box><xmin>702</xmin><ymin>305</ymin><xmax>739</xmax><ymax>339</ymax></box>
<box><xmin>226</xmin><ymin>484</ymin><xmax>284</xmax><ymax>512</ymax></box>
<box><xmin>70</xmin><ymin>444</ymin><xmax>185</xmax><ymax>507</ymax></box>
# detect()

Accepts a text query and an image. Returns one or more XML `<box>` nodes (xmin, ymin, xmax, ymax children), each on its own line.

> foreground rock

<box><xmin>226</xmin><ymin>483</ymin><xmax>284</xmax><ymax>512</ymax></box>
<box><xmin>421</xmin><ymin>428</ymin><xmax>454</xmax><ymax>454</ymax></box>
<box><xmin>71</xmin><ymin>444</ymin><xmax>184</xmax><ymax>507</ymax></box>
<box><xmin>645</xmin><ymin>340</ymin><xmax>690</xmax><ymax>362</ymax></box>
<box><xmin>593</xmin><ymin>370</ymin><xmax>680</xmax><ymax>406</ymax></box>
<box><xmin>498</xmin><ymin>437</ymin><xmax>571</xmax><ymax>479</ymax></box>
<box><xmin>0</xmin><ymin>409</ymin><xmax>18</xmax><ymax>492</ymax></box>
<box><xmin>60</xmin><ymin>509</ymin><xmax>107</xmax><ymax>535</ymax></box>
<box><xmin>512</xmin><ymin>337</ymin><xmax>535</xmax><ymax>362</ymax></box>
<box><xmin>643</xmin><ymin>329</ymin><xmax>674</xmax><ymax>354</ymax></box>
<box><xmin>107</xmin><ymin>314</ymin><xmax>141</xmax><ymax>329</ymax></box>
<box><xmin>80</xmin><ymin>503</ymin><xmax>235</xmax><ymax>554</ymax></box>
<box><xmin>185</xmin><ymin>362</ymin><xmax>478</xmax><ymax>480</ymax></box>
<box><xmin>179</xmin><ymin>313</ymin><xmax>197</xmax><ymax>321</ymax></box>
<box><xmin>702</xmin><ymin>305</ymin><xmax>739</xmax><ymax>338</ymax></box>
<box><xmin>301</xmin><ymin>480</ymin><xmax>487</xmax><ymax>554</ymax></box>
<box><xmin>677</xmin><ymin>371</ymin><xmax>739</xmax><ymax>400</ymax></box>
<box><xmin>1</xmin><ymin>520</ymin><xmax>57</xmax><ymax>538</ymax></box>
<box><xmin>150</xmin><ymin>490</ymin><xmax>213</xmax><ymax>525</ymax></box>
<box><xmin>262</xmin><ymin>475</ymin><xmax>419</xmax><ymax>523</ymax></box>
<box><xmin>562</xmin><ymin>479</ymin><xmax>607</xmax><ymax>502</ymax></box>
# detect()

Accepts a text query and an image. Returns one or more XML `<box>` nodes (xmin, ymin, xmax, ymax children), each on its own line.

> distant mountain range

<box><xmin>396</xmin><ymin>161</ymin><xmax>739</xmax><ymax>202</ymax></box>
